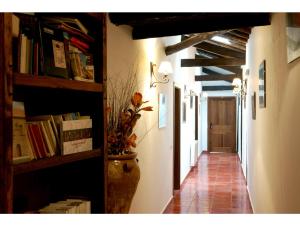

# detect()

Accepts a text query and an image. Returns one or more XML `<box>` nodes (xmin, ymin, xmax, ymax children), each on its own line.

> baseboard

<box><xmin>247</xmin><ymin>185</ymin><xmax>255</xmax><ymax>213</ymax></box>
<box><xmin>161</xmin><ymin>195</ymin><xmax>174</xmax><ymax>214</ymax></box>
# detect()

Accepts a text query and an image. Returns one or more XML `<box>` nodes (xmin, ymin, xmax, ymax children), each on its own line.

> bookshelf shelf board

<box><xmin>13</xmin><ymin>149</ymin><xmax>102</xmax><ymax>175</ymax></box>
<box><xmin>14</xmin><ymin>73</ymin><xmax>103</xmax><ymax>93</ymax></box>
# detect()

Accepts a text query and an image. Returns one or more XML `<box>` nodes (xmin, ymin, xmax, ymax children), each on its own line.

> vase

<box><xmin>107</xmin><ymin>152</ymin><xmax>140</xmax><ymax>213</ymax></box>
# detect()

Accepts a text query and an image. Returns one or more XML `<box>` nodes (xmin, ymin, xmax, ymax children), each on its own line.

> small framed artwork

<box><xmin>286</xmin><ymin>13</ymin><xmax>300</xmax><ymax>63</ymax></box>
<box><xmin>243</xmin><ymin>78</ymin><xmax>248</xmax><ymax>109</ymax></box>
<box><xmin>182</xmin><ymin>102</ymin><xmax>186</xmax><ymax>123</ymax></box>
<box><xmin>259</xmin><ymin>60</ymin><xmax>266</xmax><ymax>108</ymax></box>
<box><xmin>252</xmin><ymin>92</ymin><xmax>256</xmax><ymax>120</ymax></box>
<box><xmin>158</xmin><ymin>93</ymin><xmax>167</xmax><ymax>128</ymax></box>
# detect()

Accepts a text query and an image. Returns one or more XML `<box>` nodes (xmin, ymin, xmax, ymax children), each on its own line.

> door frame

<box><xmin>173</xmin><ymin>84</ymin><xmax>181</xmax><ymax>191</ymax></box>
<box><xmin>207</xmin><ymin>96</ymin><xmax>237</xmax><ymax>153</ymax></box>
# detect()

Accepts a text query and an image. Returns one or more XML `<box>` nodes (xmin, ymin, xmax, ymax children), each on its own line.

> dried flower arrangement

<box><xmin>107</xmin><ymin>71</ymin><xmax>153</xmax><ymax>155</ymax></box>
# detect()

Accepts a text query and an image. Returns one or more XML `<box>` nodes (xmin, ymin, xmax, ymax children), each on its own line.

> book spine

<box><xmin>45</xmin><ymin>120</ymin><xmax>58</xmax><ymax>154</ymax></box>
<box><xmin>25</xmin><ymin>37</ymin><xmax>31</xmax><ymax>74</ymax></box>
<box><xmin>36</xmin><ymin>123</ymin><xmax>51</xmax><ymax>157</ymax></box>
<box><xmin>24</xmin><ymin>124</ymin><xmax>37</xmax><ymax>160</ymax></box>
<box><xmin>30</xmin><ymin>123</ymin><xmax>47</xmax><ymax>158</ymax></box>
<box><xmin>40</xmin><ymin>121</ymin><xmax>55</xmax><ymax>156</ymax></box>
<box><xmin>33</xmin><ymin>42</ymin><xmax>39</xmax><ymax>76</ymax></box>
<box><xmin>70</xmin><ymin>37</ymin><xmax>89</xmax><ymax>50</ymax></box>
<box><xmin>26</xmin><ymin>123</ymin><xmax>41</xmax><ymax>159</ymax></box>
<box><xmin>19</xmin><ymin>34</ymin><xmax>27</xmax><ymax>74</ymax></box>
<box><xmin>59</xmin><ymin>23</ymin><xmax>94</xmax><ymax>43</ymax></box>
<box><xmin>38</xmin><ymin>22</ymin><xmax>45</xmax><ymax>75</ymax></box>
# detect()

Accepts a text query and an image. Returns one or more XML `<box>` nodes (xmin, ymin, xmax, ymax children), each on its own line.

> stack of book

<box><xmin>12</xmin><ymin>13</ymin><xmax>96</xmax><ymax>82</ymax></box>
<box><xmin>12</xmin><ymin>13</ymin><xmax>39</xmax><ymax>75</ymax></box>
<box><xmin>12</xmin><ymin>101</ymin><xmax>93</xmax><ymax>163</ymax></box>
<box><xmin>38</xmin><ymin>199</ymin><xmax>91</xmax><ymax>214</ymax></box>
<box><xmin>40</xmin><ymin>16</ymin><xmax>95</xmax><ymax>82</ymax></box>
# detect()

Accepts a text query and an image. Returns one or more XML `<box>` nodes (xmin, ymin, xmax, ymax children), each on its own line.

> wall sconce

<box><xmin>150</xmin><ymin>61</ymin><xmax>173</xmax><ymax>88</ymax></box>
<box><xmin>232</xmin><ymin>77</ymin><xmax>246</xmax><ymax>100</ymax></box>
<box><xmin>184</xmin><ymin>89</ymin><xmax>197</xmax><ymax>99</ymax></box>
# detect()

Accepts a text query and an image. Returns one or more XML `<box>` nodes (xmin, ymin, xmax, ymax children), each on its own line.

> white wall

<box><xmin>245</xmin><ymin>13</ymin><xmax>300</xmax><ymax>213</ymax></box>
<box><xmin>200</xmin><ymin>90</ymin><xmax>235</xmax><ymax>151</ymax></box>
<box><xmin>107</xmin><ymin>18</ymin><xmax>200</xmax><ymax>213</ymax></box>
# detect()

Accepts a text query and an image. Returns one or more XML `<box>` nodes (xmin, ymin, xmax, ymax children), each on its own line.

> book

<box><xmin>12</xmin><ymin>14</ymin><xmax>20</xmax><ymax>38</ymax></box>
<box><xmin>69</xmin><ymin>46</ymin><xmax>94</xmax><ymax>82</ymax></box>
<box><xmin>38</xmin><ymin>199</ymin><xmax>91</xmax><ymax>214</ymax></box>
<box><xmin>40</xmin><ymin>121</ymin><xmax>55</xmax><ymax>156</ymax></box>
<box><xmin>27</xmin><ymin>115</ymin><xmax>59</xmax><ymax>153</ymax></box>
<box><xmin>41</xmin><ymin>16</ymin><xmax>89</xmax><ymax>35</ymax></box>
<box><xmin>19</xmin><ymin>34</ymin><xmax>27</xmax><ymax>74</ymax></box>
<box><xmin>58</xmin><ymin>22</ymin><xmax>94</xmax><ymax>43</ymax></box>
<box><xmin>25</xmin><ymin>123</ymin><xmax>39</xmax><ymax>159</ymax></box>
<box><xmin>13</xmin><ymin>118</ymin><xmax>34</xmax><ymax>162</ymax></box>
<box><xmin>26</xmin><ymin>122</ymin><xmax>50</xmax><ymax>159</ymax></box>
<box><xmin>12</xmin><ymin>101</ymin><xmax>34</xmax><ymax>163</ymax></box>
<box><xmin>60</xmin><ymin>119</ymin><xmax>93</xmax><ymax>155</ymax></box>
<box><xmin>39</xmin><ymin>23</ymin><xmax>69</xmax><ymax>78</ymax></box>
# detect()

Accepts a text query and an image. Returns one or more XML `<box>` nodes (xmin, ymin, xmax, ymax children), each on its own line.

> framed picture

<box><xmin>158</xmin><ymin>93</ymin><xmax>167</xmax><ymax>128</ymax></box>
<box><xmin>252</xmin><ymin>92</ymin><xmax>256</xmax><ymax>120</ymax></box>
<box><xmin>243</xmin><ymin>78</ymin><xmax>248</xmax><ymax>109</ymax></box>
<box><xmin>259</xmin><ymin>60</ymin><xmax>266</xmax><ymax>108</ymax></box>
<box><xmin>182</xmin><ymin>102</ymin><xmax>186</xmax><ymax>123</ymax></box>
<box><xmin>286</xmin><ymin>13</ymin><xmax>300</xmax><ymax>63</ymax></box>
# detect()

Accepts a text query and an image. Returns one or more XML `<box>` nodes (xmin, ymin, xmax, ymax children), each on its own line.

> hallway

<box><xmin>164</xmin><ymin>152</ymin><xmax>253</xmax><ymax>213</ymax></box>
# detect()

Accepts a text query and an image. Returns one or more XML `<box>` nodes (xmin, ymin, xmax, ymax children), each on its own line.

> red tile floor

<box><xmin>164</xmin><ymin>152</ymin><xmax>253</xmax><ymax>214</ymax></box>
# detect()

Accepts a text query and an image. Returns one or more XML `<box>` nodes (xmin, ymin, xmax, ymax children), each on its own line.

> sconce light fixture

<box><xmin>150</xmin><ymin>61</ymin><xmax>173</xmax><ymax>88</ymax></box>
<box><xmin>184</xmin><ymin>89</ymin><xmax>197</xmax><ymax>99</ymax></box>
<box><xmin>232</xmin><ymin>77</ymin><xmax>246</xmax><ymax>100</ymax></box>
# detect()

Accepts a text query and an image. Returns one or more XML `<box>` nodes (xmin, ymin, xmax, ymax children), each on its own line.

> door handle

<box><xmin>210</xmin><ymin>122</ymin><xmax>213</xmax><ymax>129</ymax></box>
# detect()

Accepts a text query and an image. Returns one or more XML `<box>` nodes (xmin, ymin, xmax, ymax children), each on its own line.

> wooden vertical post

<box><xmin>0</xmin><ymin>13</ymin><xmax>13</xmax><ymax>213</ymax></box>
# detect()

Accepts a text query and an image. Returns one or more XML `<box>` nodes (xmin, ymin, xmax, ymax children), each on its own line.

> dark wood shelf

<box><xmin>13</xmin><ymin>149</ymin><xmax>102</xmax><ymax>175</ymax></box>
<box><xmin>14</xmin><ymin>73</ymin><xmax>103</xmax><ymax>93</ymax></box>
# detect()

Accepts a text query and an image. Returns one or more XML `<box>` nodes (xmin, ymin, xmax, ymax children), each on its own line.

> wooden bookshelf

<box><xmin>14</xmin><ymin>73</ymin><xmax>103</xmax><ymax>92</ymax></box>
<box><xmin>14</xmin><ymin>149</ymin><xmax>102</xmax><ymax>175</ymax></box>
<box><xmin>0</xmin><ymin>13</ymin><xmax>107</xmax><ymax>213</ymax></box>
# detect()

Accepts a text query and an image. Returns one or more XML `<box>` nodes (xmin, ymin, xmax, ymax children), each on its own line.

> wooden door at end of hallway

<box><xmin>208</xmin><ymin>97</ymin><xmax>236</xmax><ymax>153</ymax></box>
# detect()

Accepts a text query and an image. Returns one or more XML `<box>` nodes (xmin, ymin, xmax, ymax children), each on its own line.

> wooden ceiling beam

<box><xmin>196</xmin><ymin>50</ymin><xmax>225</xmax><ymax>59</ymax></box>
<box><xmin>195</xmin><ymin>74</ymin><xmax>241</xmax><ymax>82</ymax></box>
<box><xmin>108</xmin><ymin>13</ymin><xmax>270</xmax><ymax>39</ymax></box>
<box><xmin>202</xmin><ymin>85</ymin><xmax>234</xmax><ymax>91</ymax></box>
<box><xmin>229</xmin><ymin>30</ymin><xmax>249</xmax><ymax>40</ymax></box>
<box><xmin>205</xmin><ymin>40</ymin><xmax>246</xmax><ymax>52</ymax></box>
<box><xmin>195</xmin><ymin>42</ymin><xmax>245</xmax><ymax>58</ymax></box>
<box><xmin>237</xmin><ymin>27</ymin><xmax>252</xmax><ymax>35</ymax></box>
<box><xmin>165</xmin><ymin>30</ymin><xmax>230</xmax><ymax>56</ymax></box>
<box><xmin>181</xmin><ymin>58</ymin><xmax>245</xmax><ymax>67</ymax></box>
<box><xmin>195</xmin><ymin>55</ymin><xmax>243</xmax><ymax>75</ymax></box>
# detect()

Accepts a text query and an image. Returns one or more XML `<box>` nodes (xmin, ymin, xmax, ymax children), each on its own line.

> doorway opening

<box><xmin>173</xmin><ymin>86</ymin><xmax>181</xmax><ymax>190</ymax></box>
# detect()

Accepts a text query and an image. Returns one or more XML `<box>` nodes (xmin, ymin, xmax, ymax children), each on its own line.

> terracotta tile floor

<box><xmin>164</xmin><ymin>152</ymin><xmax>253</xmax><ymax>214</ymax></box>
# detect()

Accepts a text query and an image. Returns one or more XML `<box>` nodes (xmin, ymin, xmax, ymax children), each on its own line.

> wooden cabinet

<box><xmin>0</xmin><ymin>13</ymin><xmax>107</xmax><ymax>213</ymax></box>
